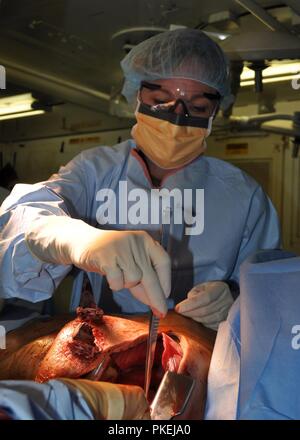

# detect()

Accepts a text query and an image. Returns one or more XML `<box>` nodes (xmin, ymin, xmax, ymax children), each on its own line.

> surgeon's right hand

<box><xmin>25</xmin><ymin>216</ymin><xmax>171</xmax><ymax>317</ymax></box>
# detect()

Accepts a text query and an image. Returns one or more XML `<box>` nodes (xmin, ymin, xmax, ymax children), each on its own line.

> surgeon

<box><xmin>0</xmin><ymin>28</ymin><xmax>280</xmax><ymax>330</ymax></box>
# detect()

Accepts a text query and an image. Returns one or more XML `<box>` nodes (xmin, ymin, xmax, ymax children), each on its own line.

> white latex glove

<box><xmin>175</xmin><ymin>281</ymin><xmax>234</xmax><ymax>331</ymax></box>
<box><xmin>25</xmin><ymin>216</ymin><xmax>171</xmax><ymax>317</ymax></box>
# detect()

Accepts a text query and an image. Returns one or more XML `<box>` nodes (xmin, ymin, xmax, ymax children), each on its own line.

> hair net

<box><xmin>121</xmin><ymin>28</ymin><xmax>231</xmax><ymax>105</ymax></box>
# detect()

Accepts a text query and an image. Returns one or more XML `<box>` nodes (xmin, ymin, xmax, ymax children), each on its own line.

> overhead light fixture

<box><xmin>240</xmin><ymin>62</ymin><xmax>300</xmax><ymax>87</ymax></box>
<box><xmin>241</xmin><ymin>74</ymin><xmax>298</xmax><ymax>87</ymax></box>
<box><xmin>0</xmin><ymin>109</ymin><xmax>45</xmax><ymax>121</ymax></box>
<box><xmin>0</xmin><ymin>93</ymin><xmax>48</xmax><ymax>120</ymax></box>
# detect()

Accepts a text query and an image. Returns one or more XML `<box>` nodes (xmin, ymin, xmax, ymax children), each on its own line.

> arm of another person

<box><xmin>0</xmin><ymin>379</ymin><xmax>150</xmax><ymax>420</ymax></box>
<box><xmin>0</xmin><ymin>379</ymin><xmax>93</xmax><ymax>420</ymax></box>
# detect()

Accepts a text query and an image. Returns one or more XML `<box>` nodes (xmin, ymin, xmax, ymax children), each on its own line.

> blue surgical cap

<box><xmin>121</xmin><ymin>28</ymin><xmax>231</xmax><ymax>104</ymax></box>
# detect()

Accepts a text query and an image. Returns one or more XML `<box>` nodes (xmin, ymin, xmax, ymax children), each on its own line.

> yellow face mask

<box><xmin>131</xmin><ymin>102</ymin><xmax>213</xmax><ymax>170</ymax></box>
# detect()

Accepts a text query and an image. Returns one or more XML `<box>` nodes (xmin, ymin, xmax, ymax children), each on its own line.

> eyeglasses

<box><xmin>139</xmin><ymin>81</ymin><xmax>220</xmax><ymax>118</ymax></box>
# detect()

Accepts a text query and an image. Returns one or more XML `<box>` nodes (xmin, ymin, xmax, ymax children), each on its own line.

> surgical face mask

<box><xmin>131</xmin><ymin>99</ymin><xmax>214</xmax><ymax>170</ymax></box>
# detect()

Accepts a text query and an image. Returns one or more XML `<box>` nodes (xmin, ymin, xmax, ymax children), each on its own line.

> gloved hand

<box><xmin>25</xmin><ymin>216</ymin><xmax>171</xmax><ymax>317</ymax></box>
<box><xmin>175</xmin><ymin>281</ymin><xmax>234</xmax><ymax>331</ymax></box>
<box><xmin>59</xmin><ymin>378</ymin><xmax>150</xmax><ymax>420</ymax></box>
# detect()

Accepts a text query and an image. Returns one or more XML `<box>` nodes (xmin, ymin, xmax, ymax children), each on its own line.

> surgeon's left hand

<box><xmin>175</xmin><ymin>281</ymin><xmax>234</xmax><ymax>331</ymax></box>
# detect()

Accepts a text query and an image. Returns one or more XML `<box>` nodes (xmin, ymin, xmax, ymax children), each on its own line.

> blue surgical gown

<box><xmin>205</xmin><ymin>249</ymin><xmax>300</xmax><ymax>420</ymax></box>
<box><xmin>0</xmin><ymin>379</ymin><xmax>93</xmax><ymax>419</ymax></box>
<box><xmin>0</xmin><ymin>139</ymin><xmax>280</xmax><ymax>314</ymax></box>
